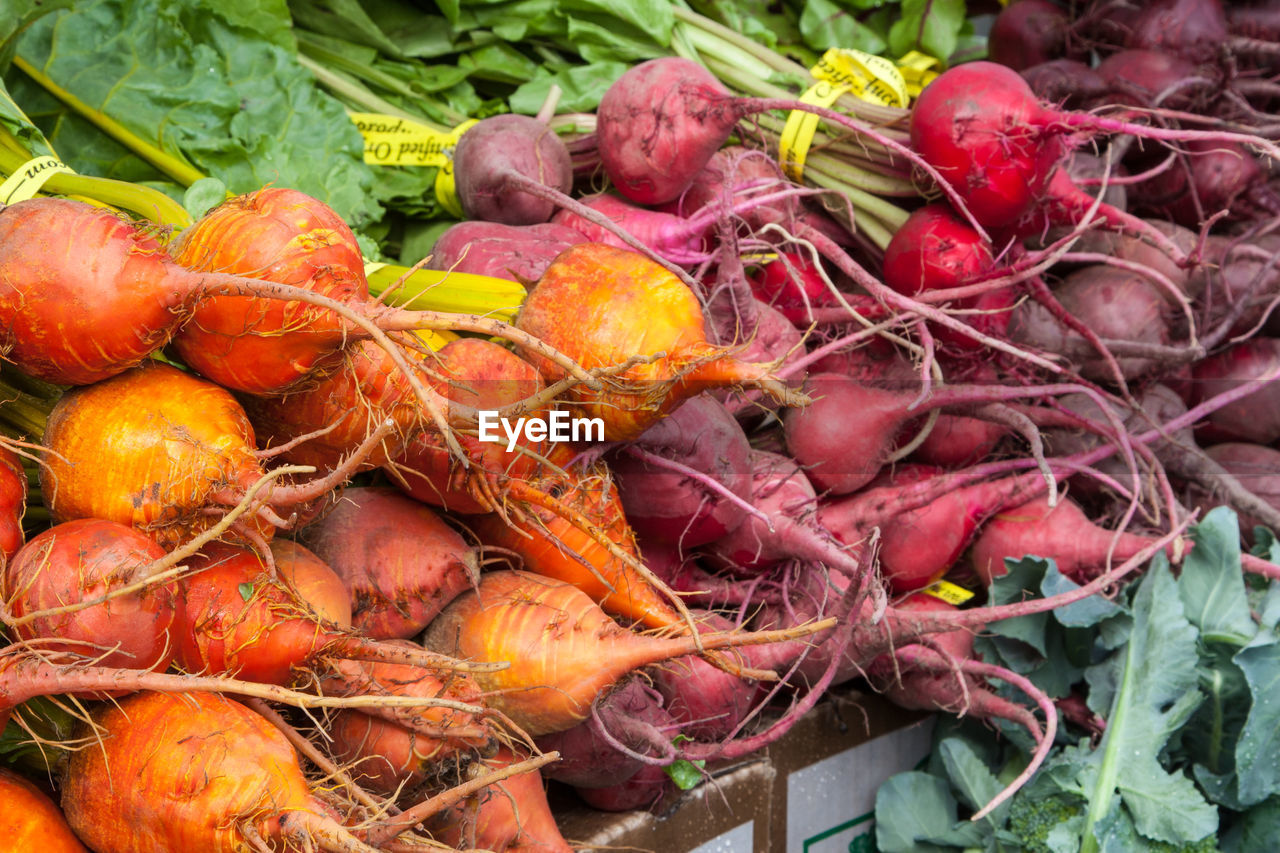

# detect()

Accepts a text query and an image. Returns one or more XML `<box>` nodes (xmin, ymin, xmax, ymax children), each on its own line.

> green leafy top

<box><xmin>6</xmin><ymin>0</ymin><xmax>382</xmax><ymax>229</ymax></box>
<box><xmin>876</xmin><ymin>508</ymin><xmax>1280</xmax><ymax>853</ymax></box>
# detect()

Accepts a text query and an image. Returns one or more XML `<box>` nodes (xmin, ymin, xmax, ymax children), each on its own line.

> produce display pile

<box><xmin>4</xmin><ymin>0</ymin><xmax>1280</xmax><ymax>850</ymax></box>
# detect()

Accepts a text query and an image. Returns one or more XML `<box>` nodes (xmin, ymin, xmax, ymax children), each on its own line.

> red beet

<box><xmin>452</xmin><ymin>114</ymin><xmax>574</xmax><ymax>225</ymax></box>
<box><xmin>989</xmin><ymin>0</ymin><xmax>1072</xmax><ymax>70</ymax></box>
<box><xmin>428</xmin><ymin>220</ymin><xmax>586</xmax><ymax>283</ymax></box>
<box><xmin>0</xmin><ymin>448</ymin><xmax>25</xmax><ymax>563</ymax></box>
<box><xmin>969</xmin><ymin>495</ymin><xmax>1162</xmax><ymax>585</ymax></box>
<box><xmin>1189</xmin><ymin>338</ymin><xmax>1280</xmax><ymax>443</ymax></box>
<box><xmin>3</xmin><ymin>519</ymin><xmax>178</xmax><ymax>673</ymax></box>
<box><xmin>301</xmin><ymin>487</ymin><xmax>478</xmax><ymax>640</ymax></box>
<box><xmin>611</xmin><ymin>395</ymin><xmax>754</xmax><ymax>548</ymax></box>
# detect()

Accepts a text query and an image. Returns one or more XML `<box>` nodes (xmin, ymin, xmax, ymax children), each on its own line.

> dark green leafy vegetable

<box><xmin>877</xmin><ymin>509</ymin><xmax>1280</xmax><ymax>853</ymax></box>
<box><xmin>888</xmin><ymin>0</ymin><xmax>967</xmax><ymax>67</ymax></box>
<box><xmin>6</xmin><ymin>0</ymin><xmax>382</xmax><ymax>228</ymax></box>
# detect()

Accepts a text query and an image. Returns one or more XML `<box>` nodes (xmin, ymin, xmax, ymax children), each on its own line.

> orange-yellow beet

<box><xmin>0</xmin><ymin>446</ymin><xmax>26</xmax><ymax>563</ymax></box>
<box><xmin>430</xmin><ymin>745</ymin><xmax>572</xmax><ymax>852</ymax></box>
<box><xmin>324</xmin><ymin>655</ymin><xmax>495</xmax><ymax>797</ymax></box>
<box><xmin>390</xmin><ymin>337</ymin><xmax>547</xmax><ymax>514</ymax></box>
<box><xmin>40</xmin><ymin>362</ymin><xmax>270</xmax><ymax>549</ymax></box>
<box><xmin>0</xmin><ymin>768</ymin><xmax>89</xmax><ymax>852</ymax></box>
<box><xmin>170</xmin><ymin>187</ymin><xmax>368</xmax><ymax>394</ymax></box>
<box><xmin>61</xmin><ymin>691</ymin><xmax>329</xmax><ymax>853</ymax></box>
<box><xmin>241</xmin><ymin>340</ymin><xmax>425</xmax><ymax>474</ymax></box>
<box><xmin>473</xmin><ymin>450</ymin><xmax>682</xmax><ymax>631</ymax></box>
<box><xmin>423</xmin><ymin>570</ymin><xmax>789</xmax><ymax>737</ymax></box>
<box><xmin>515</xmin><ymin>243</ymin><xmax>787</xmax><ymax>440</ymax></box>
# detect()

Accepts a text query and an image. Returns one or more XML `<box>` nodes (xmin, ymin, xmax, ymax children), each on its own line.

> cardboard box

<box><xmin>764</xmin><ymin>689</ymin><xmax>934</xmax><ymax>853</ymax></box>
<box><xmin>555</xmin><ymin>758</ymin><xmax>775</xmax><ymax>853</ymax></box>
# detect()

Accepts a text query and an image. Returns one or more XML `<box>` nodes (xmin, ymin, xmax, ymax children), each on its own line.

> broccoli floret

<box><xmin>1141</xmin><ymin>837</ymin><xmax>1220</xmax><ymax>852</ymax></box>
<box><xmin>1006</xmin><ymin>796</ymin><xmax>1219</xmax><ymax>852</ymax></box>
<box><xmin>1007</xmin><ymin>794</ymin><xmax>1084</xmax><ymax>853</ymax></box>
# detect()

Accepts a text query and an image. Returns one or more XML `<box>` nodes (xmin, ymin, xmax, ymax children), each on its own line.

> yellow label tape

<box><xmin>897</xmin><ymin>51</ymin><xmax>942</xmax><ymax>99</ymax></box>
<box><xmin>778</xmin><ymin>81</ymin><xmax>850</xmax><ymax>183</ymax></box>
<box><xmin>922</xmin><ymin>579</ymin><xmax>976</xmax><ymax>606</ymax></box>
<box><xmin>349</xmin><ymin>114</ymin><xmax>479</xmax><ymax>218</ymax></box>
<box><xmin>811</xmin><ymin>47</ymin><xmax>910</xmax><ymax>108</ymax></box>
<box><xmin>351</xmin><ymin>113</ymin><xmax>459</xmax><ymax>167</ymax></box>
<box><xmin>780</xmin><ymin>47</ymin><xmax>922</xmax><ymax>182</ymax></box>
<box><xmin>0</xmin><ymin>155</ymin><xmax>75</xmax><ymax>204</ymax></box>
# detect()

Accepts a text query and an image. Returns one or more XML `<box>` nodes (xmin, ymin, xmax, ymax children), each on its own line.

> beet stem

<box><xmin>800</xmin><ymin>227</ymin><xmax>1064</xmax><ymax>372</ymax></box>
<box><xmin>897</xmin><ymin>648</ymin><xmax>1058</xmax><ymax>821</ymax></box>
<box><xmin>1058</xmin><ymin>112</ymin><xmax>1280</xmax><ymax>167</ymax></box>
<box><xmin>590</xmin><ymin>699</ymin><xmax>679</xmax><ymax>766</ymax></box>
<box><xmin>0</xmin><ymin>649</ymin><xmax>490</xmax><ymax>712</ymax></box>
<box><xmin>280</xmin><ymin>808</ymin><xmax>383</xmax><ymax>853</ymax></box>
<box><xmin>255</xmin><ymin>422</ymin><xmax>343</xmax><ymax>459</ymax></box>
<box><xmin>739</xmin><ymin>97</ymin><xmax>991</xmax><ymax>242</ymax></box>
<box><xmin>377</xmin><ymin>307</ymin><xmax>601</xmax><ymax>392</ymax></box>
<box><xmin>625</xmin><ymin>445</ymin><xmax>774</xmax><ymax>531</ymax></box>
<box><xmin>333</xmin><ymin>636</ymin><xmax>509</xmax><ymax>677</ymax></box>
<box><xmin>266</xmin><ymin>419</ymin><xmax>397</xmax><ymax>506</ymax></box>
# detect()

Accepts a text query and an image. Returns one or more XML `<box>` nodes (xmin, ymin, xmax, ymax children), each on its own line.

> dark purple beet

<box><xmin>1061</xmin><ymin>221</ymin><xmax>1199</xmax><ymax>304</ymax></box>
<box><xmin>1076</xmin><ymin>0</ymin><xmax>1144</xmax><ymax>47</ymax></box>
<box><xmin>427</xmin><ymin>220</ymin><xmax>586</xmax><ymax>283</ymax></box>
<box><xmin>650</xmin><ymin>611</ymin><xmax>769</xmax><ymax>741</ymax></box>
<box><xmin>1096</xmin><ymin>49</ymin><xmax>1202</xmax><ymax>110</ymax></box>
<box><xmin>1009</xmin><ymin>265</ymin><xmax>1172</xmax><ymax>382</ymax></box>
<box><xmin>611</xmin><ymin>395</ymin><xmax>753</xmax><ymax>548</ymax></box>
<box><xmin>574</xmin><ymin>763</ymin><xmax>670</xmax><ymax>812</ymax></box>
<box><xmin>697</xmin><ymin>450</ymin><xmax>868</xmax><ymax>590</ymax></box>
<box><xmin>752</xmin><ymin>565</ymin><xmax>865</xmax><ymax>688</ymax></box>
<box><xmin>1189</xmin><ymin>337</ymin><xmax>1280</xmax><ymax>444</ymax></box>
<box><xmin>639</xmin><ymin>542</ymin><xmax>774</xmax><ymax>608</ymax></box>
<box><xmin>535</xmin><ymin>680</ymin><xmax>679</xmax><ymax>789</ymax></box>
<box><xmin>1129</xmin><ymin>139</ymin><xmax>1276</xmax><ymax>227</ymax></box>
<box><xmin>452</xmin><ymin>114</ymin><xmax>574</xmax><ymax>225</ymax></box>
<box><xmin>1229</xmin><ymin>3</ymin><xmax>1280</xmax><ymax>41</ymax></box>
<box><xmin>1125</xmin><ymin>0</ymin><xmax>1230</xmax><ymax>64</ymax></box>
<box><xmin>1194</xmin><ymin>235</ymin><xmax>1280</xmax><ymax>336</ymax></box>
<box><xmin>989</xmin><ymin>0</ymin><xmax>1072</xmax><ymax>70</ymax></box>
<box><xmin>1043</xmin><ymin>384</ymin><xmax>1194</xmax><ymax>497</ymax></box>
<box><xmin>1193</xmin><ymin>443</ymin><xmax>1280</xmax><ymax>534</ymax></box>
<box><xmin>1021</xmin><ymin>60</ymin><xmax>1110</xmax><ymax>109</ymax></box>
